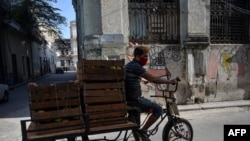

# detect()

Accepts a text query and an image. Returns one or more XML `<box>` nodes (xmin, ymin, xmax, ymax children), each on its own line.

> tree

<box><xmin>11</xmin><ymin>0</ymin><xmax>67</xmax><ymax>41</ymax></box>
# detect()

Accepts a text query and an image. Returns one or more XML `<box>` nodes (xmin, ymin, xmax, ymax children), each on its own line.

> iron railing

<box><xmin>128</xmin><ymin>0</ymin><xmax>180</xmax><ymax>44</ymax></box>
<box><xmin>210</xmin><ymin>0</ymin><xmax>250</xmax><ymax>44</ymax></box>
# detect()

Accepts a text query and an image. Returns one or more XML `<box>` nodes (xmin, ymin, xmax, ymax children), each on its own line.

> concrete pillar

<box><xmin>80</xmin><ymin>0</ymin><xmax>129</xmax><ymax>60</ymax></box>
<box><xmin>184</xmin><ymin>0</ymin><xmax>209</xmax><ymax>103</ymax></box>
<box><xmin>187</xmin><ymin>0</ymin><xmax>208</xmax><ymax>35</ymax></box>
<box><xmin>187</xmin><ymin>49</ymin><xmax>194</xmax><ymax>85</ymax></box>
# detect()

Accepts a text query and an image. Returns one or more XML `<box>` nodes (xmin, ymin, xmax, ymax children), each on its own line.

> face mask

<box><xmin>139</xmin><ymin>56</ymin><xmax>148</xmax><ymax>66</ymax></box>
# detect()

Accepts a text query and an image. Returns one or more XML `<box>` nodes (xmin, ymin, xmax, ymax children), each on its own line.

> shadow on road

<box><xmin>0</xmin><ymin>71</ymin><xmax>77</xmax><ymax>118</ymax></box>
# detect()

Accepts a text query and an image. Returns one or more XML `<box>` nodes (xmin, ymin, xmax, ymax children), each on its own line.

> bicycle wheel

<box><xmin>162</xmin><ymin>118</ymin><xmax>193</xmax><ymax>141</ymax></box>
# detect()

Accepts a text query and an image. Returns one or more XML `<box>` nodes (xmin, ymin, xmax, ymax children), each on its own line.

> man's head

<box><xmin>134</xmin><ymin>46</ymin><xmax>149</xmax><ymax>66</ymax></box>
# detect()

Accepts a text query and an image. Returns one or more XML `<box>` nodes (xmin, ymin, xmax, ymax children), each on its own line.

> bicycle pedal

<box><xmin>141</xmin><ymin>136</ymin><xmax>151</xmax><ymax>141</ymax></box>
<box><xmin>138</xmin><ymin>135</ymin><xmax>151</xmax><ymax>141</ymax></box>
<box><xmin>136</xmin><ymin>130</ymin><xmax>151</xmax><ymax>141</ymax></box>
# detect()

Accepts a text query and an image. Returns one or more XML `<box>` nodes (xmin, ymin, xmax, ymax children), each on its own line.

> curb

<box><xmin>8</xmin><ymin>72</ymin><xmax>250</xmax><ymax>112</ymax></box>
<box><xmin>9</xmin><ymin>74</ymin><xmax>51</xmax><ymax>90</ymax></box>
<box><xmin>178</xmin><ymin>100</ymin><xmax>250</xmax><ymax>111</ymax></box>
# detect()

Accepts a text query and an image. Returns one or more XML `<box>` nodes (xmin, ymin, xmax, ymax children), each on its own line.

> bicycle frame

<box><xmin>147</xmin><ymin>93</ymin><xmax>180</xmax><ymax>137</ymax></box>
<box><xmin>116</xmin><ymin>77</ymin><xmax>183</xmax><ymax>141</ymax></box>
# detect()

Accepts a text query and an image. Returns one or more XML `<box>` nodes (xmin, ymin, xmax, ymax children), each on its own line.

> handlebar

<box><xmin>176</xmin><ymin>77</ymin><xmax>181</xmax><ymax>82</ymax></box>
<box><xmin>156</xmin><ymin>77</ymin><xmax>180</xmax><ymax>93</ymax></box>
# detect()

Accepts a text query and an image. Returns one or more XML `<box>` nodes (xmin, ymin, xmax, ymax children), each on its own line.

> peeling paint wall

<box><xmin>126</xmin><ymin>44</ymin><xmax>191</xmax><ymax>105</ymax></box>
<box><xmin>125</xmin><ymin>44</ymin><xmax>250</xmax><ymax>104</ymax></box>
<box><xmin>74</xmin><ymin>0</ymin><xmax>250</xmax><ymax>104</ymax></box>
<box><xmin>206</xmin><ymin>45</ymin><xmax>250</xmax><ymax>102</ymax></box>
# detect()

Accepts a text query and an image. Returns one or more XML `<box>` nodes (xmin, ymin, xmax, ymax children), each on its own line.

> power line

<box><xmin>219</xmin><ymin>0</ymin><xmax>250</xmax><ymax>14</ymax></box>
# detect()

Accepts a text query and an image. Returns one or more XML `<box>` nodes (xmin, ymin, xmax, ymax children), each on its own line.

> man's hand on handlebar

<box><xmin>168</xmin><ymin>79</ymin><xmax>177</xmax><ymax>85</ymax></box>
<box><xmin>168</xmin><ymin>77</ymin><xmax>181</xmax><ymax>85</ymax></box>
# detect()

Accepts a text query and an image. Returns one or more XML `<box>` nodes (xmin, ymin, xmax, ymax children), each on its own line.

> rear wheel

<box><xmin>162</xmin><ymin>118</ymin><xmax>193</xmax><ymax>141</ymax></box>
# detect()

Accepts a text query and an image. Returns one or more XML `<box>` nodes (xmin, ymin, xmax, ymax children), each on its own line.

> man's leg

<box><xmin>132</xmin><ymin>129</ymin><xmax>140</xmax><ymax>141</ymax></box>
<box><xmin>128</xmin><ymin>106</ymin><xmax>141</xmax><ymax>141</ymax></box>
<box><xmin>137</xmin><ymin>97</ymin><xmax>161</xmax><ymax>131</ymax></box>
<box><xmin>141</xmin><ymin>115</ymin><xmax>158</xmax><ymax>131</ymax></box>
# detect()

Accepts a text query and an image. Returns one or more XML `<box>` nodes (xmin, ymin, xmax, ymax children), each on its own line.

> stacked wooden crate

<box><xmin>77</xmin><ymin>59</ymin><xmax>128</xmax><ymax>128</ymax></box>
<box><xmin>27</xmin><ymin>82</ymin><xmax>84</xmax><ymax>135</ymax></box>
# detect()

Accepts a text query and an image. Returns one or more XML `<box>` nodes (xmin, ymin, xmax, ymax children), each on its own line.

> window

<box><xmin>210</xmin><ymin>0</ymin><xmax>250</xmax><ymax>44</ymax></box>
<box><xmin>61</xmin><ymin>60</ymin><xmax>65</xmax><ymax>67</ymax></box>
<box><xmin>22</xmin><ymin>56</ymin><xmax>26</xmax><ymax>75</ymax></box>
<box><xmin>128</xmin><ymin>0</ymin><xmax>180</xmax><ymax>44</ymax></box>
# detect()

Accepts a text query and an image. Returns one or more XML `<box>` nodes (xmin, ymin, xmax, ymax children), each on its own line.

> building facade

<box><xmin>55</xmin><ymin>21</ymin><xmax>77</xmax><ymax>71</ymax></box>
<box><xmin>55</xmin><ymin>39</ymin><xmax>74</xmax><ymax>71</ymax></box>
<box><xmin>70</xmin><ymin>21</ymin><xmax>78</xmax><ymax>70</ymax></box>
<box><xmin>0</xmin><ymin>0</ymin><xmax>58</xmax><ymax>85</ymax></box>
<box><xmin>0</xmin><ymin>0</ymin><xmax>33</xmax><ymax>85</ymax></box>
<box><xmin>72</xmin><ymin>0</ymin><xmax>250</xmax><ymax>104</ymax></box>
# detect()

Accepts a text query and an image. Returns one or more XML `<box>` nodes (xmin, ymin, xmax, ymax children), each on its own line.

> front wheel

<box><xmin>162</xmin><ymin>118</ymin><xmax>193</xmax><ymax>141</ymax></box>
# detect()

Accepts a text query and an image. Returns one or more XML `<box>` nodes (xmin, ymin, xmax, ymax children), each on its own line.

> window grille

<box><xmin>128</xmin><ymin>0</ymin><xmax>180</xmax><ymax>44</ymax></box>
<box><xmin>210</xmin><ymin>0</ymin><xmax>250</xmax><ymax>44</ymax></box>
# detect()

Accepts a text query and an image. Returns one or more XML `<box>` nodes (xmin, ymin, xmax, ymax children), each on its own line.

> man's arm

<box><xmin>141</xmin><ymin>72</ymin><xmax>176</xmax><ymax>84</ymax></box>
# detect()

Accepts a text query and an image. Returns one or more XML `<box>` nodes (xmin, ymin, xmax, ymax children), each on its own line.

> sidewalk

<box><xmin>178</xmin><ymin>100</ymin><xmax>250</xmax><ymax>111</ymax></box>
<box><xmin>9</xmin><ymin>72</ymin><xmax>250</xmax><ymax>112</ymax></box>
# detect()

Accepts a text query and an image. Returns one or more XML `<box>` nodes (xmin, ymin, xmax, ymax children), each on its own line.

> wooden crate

<box><xmin>77</xmin><ymin>59</ymin><xmax>125</xmax><ymax>82</ymax></box>
<box><xmin>28</xmin><ymin>82</ymin><xmax>84</xmax><ymax>135</ymax></box>
<box><xmin>82</xmin><ymin>81</ymin><xmax>128</xmax><ymax>128</ymax></box>
<box><xmin>77</xmin><ymin>59</ymin><xmax>130</xmax><ymax>128</ymax></box>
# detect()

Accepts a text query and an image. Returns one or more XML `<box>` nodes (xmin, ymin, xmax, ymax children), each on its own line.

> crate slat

<box><xmin>84</xmin><ymin>90</ymin><xmax>123</xmax><ymax>97</ymax></box>
<box><xmin>34</xmin><ymin>119</ymin><xmax>84</xmax><ymax>135</ymax></box>
<box><xmin>88</xmin><ymin>111</ymin><xmax>126</xmax><ymax>120</ymax></box>
<box><xmin>83</xmin><ymin>82</ymin><xmax>124</xmax><ymax>90</ymax></box>
<box><xmin>77</xmin><ymin>59</ymin><xmax>125</xmax><ymax>82</ymax></box>
<box><xmin>89</xmin><ymin>117</ymin><xmax>127</xmax><ymax>127</ymax></box>
<box><xmin>77</xmin><ymin>59</ymin><xmax>124</xmax><ymax>68</ymax></box>
<box><xmin>30</xmin><ymin>99</ymin><xmax>80</xmax><ymax>110</ymax></box>
<box><xmin>81</xmin><ymin>67</ymin><xmax>124</xmax><ymax>74</ymax></box>
<box><xmin>85</xmin><ymin>103</ymin><xmax>126</xmax><ymax>112</ymax></box>
<box><xmin>80</xmin><ymin>74</ymin><xmax>124</xmax><ymax>81</ymax></box>
<box><xmin>84</xmin><ymin>96</ymin><xmax>125</xmax><ymax>104</ymax></box>
<box><xmin>31</xmin><ymin>107</ymin><xmax>82</xmax><ymax>120</ymax></box>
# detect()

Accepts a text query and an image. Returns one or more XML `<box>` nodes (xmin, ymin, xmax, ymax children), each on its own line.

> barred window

<box><xmin>210</xmin><ymin>0</ymin><xmax>250</xmax><ymax>44</ymax></box>
<box><xmin>128</xmin><ymin>0</ymin><xmax>180</xmax><ymax>44</ymax></box>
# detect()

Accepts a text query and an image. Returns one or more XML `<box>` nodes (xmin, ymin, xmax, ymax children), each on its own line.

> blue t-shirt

<box><xmin>125</xmin><ymin>58</ymin><xmax>146</xmax><ymax>101</ymax></box>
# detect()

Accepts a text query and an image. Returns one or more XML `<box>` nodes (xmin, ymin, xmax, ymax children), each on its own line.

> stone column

<box><xmin>81</xmin><ymin>0</ymin><xmax>129</xmax><ymax>60</ymax></box>
<box><xmin>184</xmin><ymin>0</ymin><xmax>209</xmax><ymax>103</ymax></box>
<box><xmin>187</xmin><ymin>0</ymin><xmax>207</xmax><ymax>35</ymax></box>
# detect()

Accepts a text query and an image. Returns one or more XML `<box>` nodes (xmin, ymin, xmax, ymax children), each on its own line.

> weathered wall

<box><xmin>4</xmin><ymin>27</ymin><xmax>32</xmax><ymax>84</ymax></box>
<box><xmin>31</xmin><ymin>41</ymin><xmax>42</xmax><ymax>78</ymax></box>
<box><xmin>126</xmin><ymin>44</ymin><xmax>191</xmax><ymax>105</ymax></box>
<box><xmin>74</xmin><ymin>0</ymin><xmax>250</xmax><ymax>104</ymax></box>
<box><xmin>81</xmin><ymin>0</ymin><xmax>129</xmax><ymax>60</ymax></box>
<box><xmin>126</xmin><ymin>44</ymin><xmax>250</xmax><ymax>105</ymax></box>
<box><xmin>206</xmin><ymin>45</ymin><xmax>250</xmax><ymax>102</ymax></box>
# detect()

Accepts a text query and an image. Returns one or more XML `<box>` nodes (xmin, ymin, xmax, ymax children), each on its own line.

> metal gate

<box><xmin>210</xmin><ymin>0</ymin><xmax>250</xmax><ymax>44</ymax></box>
<box><xmin>128</xmin><ymin>0</ymin><xmax>180</xmax><ymax>44</ymax></box>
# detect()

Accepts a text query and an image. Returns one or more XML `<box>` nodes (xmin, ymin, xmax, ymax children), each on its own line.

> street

<box><xmin>0</xmin><ymin>72</ymin><xmax>77</xmax><ymax>141</ymax></box>
<box><xmin>88</xmin><ymin>107</ymin><xmax>250</xmax><ymax>141</ymax></box>
<box><xmin>0</xmin><ymin>71</ymin><xmax>249</xmax><ymax>141</ymax></box>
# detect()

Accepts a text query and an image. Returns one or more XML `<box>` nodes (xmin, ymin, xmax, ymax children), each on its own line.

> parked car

<box><xmin>0</xmin><ymin>84</ymin><xmax>9</xmax><ymax>103</ymax></box>
<box><xmin>56</xmin><ymin>68</ymin><xmax>64</xmax><ymax>74</ymax></box>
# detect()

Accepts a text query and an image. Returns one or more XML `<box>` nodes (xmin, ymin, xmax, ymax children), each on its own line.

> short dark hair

<box><xmin>134</xmin><ymin>46</ymin><xmax>149</xmax><ymax>56</ymax></box>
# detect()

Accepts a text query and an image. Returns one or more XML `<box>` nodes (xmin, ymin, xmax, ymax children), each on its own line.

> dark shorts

<box><xmin>128</xmin><ymin>97</ymin><xmax>162</xmax><ymax>125</ymax></box>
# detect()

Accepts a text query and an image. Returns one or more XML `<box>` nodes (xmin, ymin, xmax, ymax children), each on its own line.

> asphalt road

<box><xmin>0</xmin><ymin>71</ymin><xmax>249</xmax><ymax>141</ymax></box>
<box><xmin>0</xmin><ymin>72</ymin><xmax>77</xmax><ymax>141</ymax></box>
<box><xmin>87</xmin><ymin>107</ymin><xmax>250</xmax><ymax>141</ymax></box>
